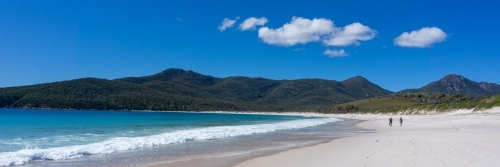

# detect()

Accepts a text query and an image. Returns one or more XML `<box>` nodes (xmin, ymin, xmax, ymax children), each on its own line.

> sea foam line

<box><xmin>0</xmin><ymin>117</ymin><xmax>342</xmax><ymax>166</ymax></box>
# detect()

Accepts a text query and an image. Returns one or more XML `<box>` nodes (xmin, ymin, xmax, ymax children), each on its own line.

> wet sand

<box><xmin>146</xmin><ymin>118</ymin><xmax>369</xmax><ymax>167</ymax></box>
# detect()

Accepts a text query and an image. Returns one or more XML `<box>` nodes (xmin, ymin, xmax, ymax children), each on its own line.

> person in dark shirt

<box><xmin>400</xmin><ymin>117</ymin><xmax>403</xmax><ymax>126</ymax></box>
<box><xmin>389</xmin><ymin>117</ymin><xmax>393</xmax><ymax>127</ymax></box>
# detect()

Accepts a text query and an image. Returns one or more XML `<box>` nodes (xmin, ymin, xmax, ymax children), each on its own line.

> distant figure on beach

<box><xmin>400</xmin><ymin>117</ymin><xmax>403</xmax><ymax>126</ymax></box>
<box><xmin>389</xmin><ymin>117</ymin><xmax>393</xmax><ymax>127</ymax></box>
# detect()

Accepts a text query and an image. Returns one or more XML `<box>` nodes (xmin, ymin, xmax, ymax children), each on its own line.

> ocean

<box><xmin>0</xmin><ymin>109</ymin><xmax>369</xmax><ymax>167</ymax></box>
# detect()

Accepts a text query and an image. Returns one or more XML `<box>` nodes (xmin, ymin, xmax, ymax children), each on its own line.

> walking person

<box><xmin>389</xmin><ymin>117</ymin><xmax>392</xmax><ymax>127</ymax></box>
<box><xmin>400</xmin><ymin>117</ymin><xmax>403</xmax><ymax>126</ymax></box>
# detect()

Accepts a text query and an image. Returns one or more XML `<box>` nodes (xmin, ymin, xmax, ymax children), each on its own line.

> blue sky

<box><xmin>1</xmin><ymin>0</ymin><xmax>499</xmax><ymax>91</ymax></box>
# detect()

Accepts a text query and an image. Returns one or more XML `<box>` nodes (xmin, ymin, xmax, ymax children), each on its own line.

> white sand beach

<box><xmin>234</xmin><ymin>108</ymin><xmax>500</xmax><ymax>167</ymax></box>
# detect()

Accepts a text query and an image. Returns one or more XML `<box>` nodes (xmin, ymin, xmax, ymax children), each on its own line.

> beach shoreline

<box><xmin>146</xmin><ymin>108</ymin><xmax>500</xmax><ymax>167</ymax></box>
<box><xmin>233</xmin><ymin>108</ymin><xmax>500</xmax><ymax>167</ymax></box>
<box><xmin>145</xmin><ymin>117</ymin><xmax>369</xmax><ymax>167</ymax></box>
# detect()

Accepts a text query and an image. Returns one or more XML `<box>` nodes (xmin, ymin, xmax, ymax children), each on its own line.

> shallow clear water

<box><xmin>0</xmin><ymin>109</ymin><xmax>365</xmax><ymax>167</ymax></box>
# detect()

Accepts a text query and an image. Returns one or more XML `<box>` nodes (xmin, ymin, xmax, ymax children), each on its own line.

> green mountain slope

<box><xmin>0</xmin><ymin>78</ymin><xmax>240</xmax><ymax>111</ymax></box>
<box><xmin>0</xmin><ymin>68</ymin><xmax>392</xmax><ymax>112</ymax></box>
<box><xmin>341</xmin><ymin>76</ymin><xmax>390</xmax><ymax>98</ymax></box>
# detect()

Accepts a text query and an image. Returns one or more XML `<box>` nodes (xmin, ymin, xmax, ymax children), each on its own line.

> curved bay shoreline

<box><xmin>148</xmin><ymin>107</ymin><xmax>500</xmax><ymax>167</ymax></box>
<box><xmin>146</xmin><ymin>117</ymin><xmax>370</xmax><ymax>167</ymax></box>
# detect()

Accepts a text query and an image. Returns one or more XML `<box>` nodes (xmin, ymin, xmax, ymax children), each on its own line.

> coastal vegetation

<box><xmin>325</xmin><ymin>93</ymin><xmax>500</xmax><ymax>114</ymax></box>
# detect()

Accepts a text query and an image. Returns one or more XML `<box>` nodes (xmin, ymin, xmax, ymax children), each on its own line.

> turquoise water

<box><xmin>0</xmin><ymin>109</ymin><xmax>351</xmax><ymax>167</ymax></box>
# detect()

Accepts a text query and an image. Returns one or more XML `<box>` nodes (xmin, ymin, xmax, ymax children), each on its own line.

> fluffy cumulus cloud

<box><xmin>257</xmin><ymin>17</ymin><xmax>335</xmax><ymax>46</ymax></box>
<box><xmin>394</xmin><ymin>27</ymin><xmax>447</xmax><ymax>48</ymax></box>
<box><xmin>323</xmin><ymin>23</ymin><xmax>377</xmax><ymax>46</ymax></box>
<box><xmin>239</xmin><ymin>17</ymin><xmax>268</xmax><ymax>31</ymax></box>
<box><xmin>324</xmin><ymin>49</ymin><xmax>348</xmax><ymax>57</ymax></box>
<box><xmin>218</xmin><ymin>17</ymin><xmax>240</xmax><ymax>32</ymax></box>
<box><xmin>257</xmin><ymin>17</ymin><xmax>376</xmax><ymax>48</ymax></box>
<box><xmin>221</xmin><ymin>16</ymin><xmax>377</xmax><ymax>57</ymax></box>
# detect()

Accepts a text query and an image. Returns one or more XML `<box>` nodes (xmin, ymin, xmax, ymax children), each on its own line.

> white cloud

<box><xmin>394</xmin><ymin>27</ymin><xmax>447</xmax><ymax>48</ymax></box>
<box><xmin>257</xmin><ymin>17</ymin><xmax>376</xmax><ymax>48</ymax></box>
<box><xmin>239</xmin><ymin>17</ymin><xmax>268</xmax><ymax>31</ymax></box>
<box><xmin>323</xmin><ymin>23</ymin><xmax>376</xmax><ymax>46</ymax></box>
<box><xmin>218</xmin><ymin>17</ymin><xmax>240</xmax><ymax>32</ymax></box>
<box><xmin>227</xmin><ymin>16</ymin><xmax>376</xmax><ymax>57</ymax></box>
<box><xmin>258</xmin><ymin>17</ymin><xmax>335</xmax><ymax>46</ymax></box>
<box><xmin>324</xmin><ymin>49</ymin><xmax>348</xmax><ymax>57</ymax></box>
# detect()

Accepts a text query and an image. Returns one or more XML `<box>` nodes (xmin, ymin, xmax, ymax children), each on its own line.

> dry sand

<box><xmin>234</xmin><ymin>108</ymin><xmax>500</xmax><ymax>167</ymax></box>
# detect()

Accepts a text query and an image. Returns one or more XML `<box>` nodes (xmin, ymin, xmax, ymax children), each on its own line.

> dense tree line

<box><xmin>0</xmin><ymin>69</ymin><xmax>391</xmax><ymax>112</ymax></box>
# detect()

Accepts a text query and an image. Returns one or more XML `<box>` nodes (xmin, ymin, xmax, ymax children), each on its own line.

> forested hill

<box><xmin>0</xmin><ymin>68</ymin><xmax>391</xmax><ymax>112</ymax></box>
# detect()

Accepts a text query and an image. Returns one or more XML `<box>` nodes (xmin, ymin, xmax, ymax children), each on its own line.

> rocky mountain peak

<box><xmin>441</xmin><ymin>74</ymin><xmax>467</xmax><ymax>84</ymax></box>
<box><xmin>400</xmin><ymin>74</ymin><xmax>500</xmax><ymax>96</ymax></box>
<box><xmin>437</xmin><ymin>74</ymin><xmax>473</xmax><ymax>92</ymax></box>
<box><xmin>342</xmin><ymin>76</ymin><xmax>369</xmax><ymax>84</ymax></box>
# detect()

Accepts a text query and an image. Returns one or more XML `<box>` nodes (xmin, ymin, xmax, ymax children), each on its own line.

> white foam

<box><xmin>0</xmin><ymin>117</ymin><xmax>342</xmax><ymax>166</ymax></box>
